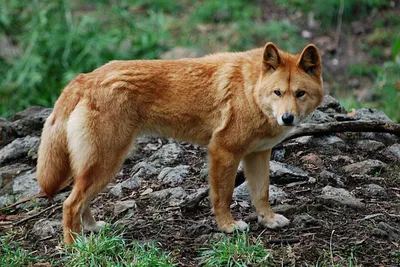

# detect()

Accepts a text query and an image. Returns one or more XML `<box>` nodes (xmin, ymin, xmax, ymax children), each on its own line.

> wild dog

<box><xmin>36</xmin><ymin>42</ymin><xmax>324</xmax><ymax>244</ymax></box>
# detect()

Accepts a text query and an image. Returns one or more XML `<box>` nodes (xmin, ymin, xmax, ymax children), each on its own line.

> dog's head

<box><xmin>254</xmin><ymin>42</ymin><xmax>324</xmax><ymax>126</ymax></box>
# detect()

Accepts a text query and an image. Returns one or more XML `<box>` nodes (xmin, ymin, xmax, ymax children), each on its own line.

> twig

<box><xmin>14</xmin><ymin>204</ymin><xmax>60</xmax><ymax>226</ymax></box>
<box><xmin>283</xmin><ymin>121</ymin><xmax>400</xmax><ymax>142</ymax></box>
<box><xmin>335</xmin><ymin>0</ymin><xmax>345</xmax><ymax>50</ymax></box>
<box><xmin>267</xmin><ymin>238</ymin><xmax>300</xmax><ymax>245</ymax></box>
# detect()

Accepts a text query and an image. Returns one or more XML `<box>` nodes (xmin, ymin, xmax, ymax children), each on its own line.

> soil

<box><xmin>2</xmin><ymin>132</ymin><xmax>400</xmax><ymax>266</ymax></box>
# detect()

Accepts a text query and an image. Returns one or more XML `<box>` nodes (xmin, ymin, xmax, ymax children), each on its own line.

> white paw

<box><xmin>85</xmin><ymin>221</ymin><xmax>107</xmax><ymax>232</ymax></box>
<box><xmin>259</xmin><ymin>213</ymin><xmax>290</xmax><ymax>229</ymax></box>
<box><xmin>220</xmin><ymin>220</ymin><xmax>249</xmax><ymax>233</ymax></box>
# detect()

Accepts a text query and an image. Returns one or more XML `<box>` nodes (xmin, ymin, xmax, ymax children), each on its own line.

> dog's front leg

<box><xmin>243</xmin><ymin>150</ymin><xmax>290</xmax><ymax>229</ymax></box>
<box><xmin>208</xmin><ymin>145</ymin><xmax>248</xmax><ymax>233</ymax></box>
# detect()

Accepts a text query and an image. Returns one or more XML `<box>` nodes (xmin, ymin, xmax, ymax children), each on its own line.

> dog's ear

<box><xmin>263</xmin><ymin>42</ymin><xmax>281</xmax><ymax>72</ymax></box>
<box><xmin>298</xmin><ymin>44</ymin><xmax>321</xmax><ymax>76</ymax></box>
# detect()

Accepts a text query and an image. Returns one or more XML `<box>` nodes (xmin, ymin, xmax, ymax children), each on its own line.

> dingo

<box><xmin>36</xmin><ymin>42</ymin><xmax>323</xmax><ymax>244</ymax></box>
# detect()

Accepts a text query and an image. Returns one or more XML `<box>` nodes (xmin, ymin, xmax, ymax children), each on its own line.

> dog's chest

<box><xmin>251</xmin><ymin>129</ymin><xmax>292</xmax><ymax>152</ymax></box>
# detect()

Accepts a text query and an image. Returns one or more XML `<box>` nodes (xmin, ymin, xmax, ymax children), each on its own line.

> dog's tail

<box><xmin>36</xmin><ymin>109</ymin><xmax>72</xmax><ymax>198</ymax></box>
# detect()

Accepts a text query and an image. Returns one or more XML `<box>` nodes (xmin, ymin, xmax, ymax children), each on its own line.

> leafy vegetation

<box><xmin>197</xmin><ymin>230</ymin><xmax>273</xmax><ymax>266</ymax></box>
<box><xmin>0</xmin><ymin>233</ymin><xmax>40</xmax><ymax>266</ymax></box>
<box><xmin>58</xmin><ymin>224</ymin><xmax>176</xmax><ymax>267</ymax></box>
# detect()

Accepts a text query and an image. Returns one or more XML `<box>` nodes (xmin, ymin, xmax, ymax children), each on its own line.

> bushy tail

<box><xmin>36</xmin><ymin>113</ymin><xmax>71</xmax><ymax>198</ymax></box>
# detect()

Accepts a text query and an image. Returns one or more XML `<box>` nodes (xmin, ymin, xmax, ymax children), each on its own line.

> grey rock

<box><xmin>114</xmin><ymin>200</ymin><xmax>136</xmax><ymax>216</ymax></box>
<box><xmin>120</xmin><ymin>174</ymin><xmax>142</xmax><ymax>190</ymax></box>
<box><xmin>319</xmin><ymin>170</ymin><xmax>345</xmax><ymax>187</ymax></box>
<box><xmin>11</xmin><ymin>107</ymin><xmax>52</xmax><ymax>136</ymax></box>
<box><xmin>0</xmin><ymin>163</ymin><xmax>31</xmax><ymax>188</ymax></box>
<box><xmin>354</xmin><ymin>140</ymin><xmax>385</xmax><ymax>152</ymax></box>
<box><xmin>233</xmin><ymin>181</ymin><xmax>287</xmax><ymax>203</ymax></box>
<box><xmin>149</xmin><ymin>187</ymin><xmax>187</xmax><ymax>200</ymax></box>
<box><xmin>188</xmin><ymin>223</ymin><xmax>213</xmax><ymax>236</ymax></box>
<box><xmin>273</xmin><ymin>204</ymin><xmax>297</xmax><ymax>214</ymax></box>
<box><xmin>130</xmin><ymin>161</ymin><xmax>159</xmax><ymax>180</ymax></box>
<box><xmin>317</xmin><ymin>95</ymin><xmax>345</xmax><ymax>113</ymax></box>
<box><xmin>331</xmin><ymin>155</ymin><xmax>355</xmax><ymax>165</ymax></box>
<box><xmin>286</xmin><ymin>136</ymin><xmax>313</xmax><ymax>146</ymax></box>
<box><xmin>318</xmin><ymin>185</ymin><xmax>364</xmax><ymax>209</ymax></box>
<box><xmin>293</xmin><ymin>214</ymin><xmax>318</xmax><ymax>228</ymax></box>
<box><xmin>0</xmin><ymin>136</ymin><xmax>40</xmax><ymax>164</ymax></box>
<box><xmin>360</xmin><ymin>132</ymin><xmax>399</xmax><ymax>146</ymax></box>
<box><xmin>160</xmin><ymin>47</ymin><xmax>204</xmax><ymax>60</ymax></box>
<box><xmin>0</xmin><ymin>195</ymin><xmax>14</xmax><ymax>207</ymax></box>
<box><xmin>311</xmin><ymin>136</ymin><xmax>347</xmax><ymax>150</ymax></box>
<box><xmin>32</xmin><ymin>219</ymin><xmax>62</xmax><ymax>237</ymax></box>
<box><xmin>304</xmin><ymin>110</ymin><xmax>336</xmax><ymax>124</ymax></box>
<box><xmin>375</xmin><ymin>222</ymin><xmax>400</xmax><ymax>240</ymax></box>
<box><xmin>109</xmin><ymin>183</ymin><xmax>123</xmax><ymax>197</ymax></box>
<box><xmin>381</xmin><ymin>143</ymin><xmax>400</xmax><ymax>162</ymax></box>
<box><xmin>27</xmin><ymin>141</ymin><xmax>40</xmax><ymax>160</ymax></box>
<box><xmin>372</xmin><ymin>228</ymin><xmax>389</xmax><ymax>238</ymax></box>
<box><xmin>199</xmin><ymin>168</ymin><xmax>208</xmax><ymax>182</ymax></box>
<box><xmin>271</xmin><ymin>148</ymin><xmax>285</xmax><ymax>161</ymax></box>
<box><xmin>270</xmin><ymin>161</ymin><xmax>309</xmax><ymax>184</ymax></box>
<box><xmin>343</xmin><ymin>159</ymin><xmax>387</xmax><ymax>175</ymax></box>
<box><xmin>158</xmin><ymin>165</ymin><xmax>190</xmax><ymax>186</ymax></box>
<box><xmin>0</xmin><ymin>117</ymin><xmax>17</xmax><ymax>148</ymax></box>
<box><xmin>355</xmin><ymin>108</ymin><xmax>392</xmax><ymax>122</ymax></box>
<box><xmin>12</xmin><ymin>171</ymin><xmax>41</xmax><ymax>199</ymax></box>
<box><xmin>361</xmin><ymin>184</ymin><xmax>387</xmax><ymax>197</ymax></box>
<box><xmin>149</xmin><ymin>143</ymin><xmax>183</xmax><ymax>167</ymax></box>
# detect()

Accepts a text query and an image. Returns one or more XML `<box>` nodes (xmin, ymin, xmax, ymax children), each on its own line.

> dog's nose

<box><xmin>282</xmin><ymin>114</ymin><xmax>294</xmax><ymax>125</ymax></box>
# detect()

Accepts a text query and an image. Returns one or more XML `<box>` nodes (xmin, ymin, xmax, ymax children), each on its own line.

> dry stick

<box><xmin>181</xmin><ymin>120</ymin><xmax>400</xmax><ymax>211</ymax></box>
<box><xmin>14</xmin><ymin>204</ymin><xmax>61</xmax><ymax>226</ymax></box>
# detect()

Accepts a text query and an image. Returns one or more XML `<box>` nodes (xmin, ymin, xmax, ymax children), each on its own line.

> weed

<box><xmin>58</xmin><ymin>223</ymin><xmax>176</xmax><ymax>267</ymax></box>
<box><xmin>197</xmin><ymin>230</ymin><xmax>273</xmax><ymax>266</ymax></box>
<box><xmin>0</xmin><ymin>233</ymin><xmax>40</xmax><ymax>267</ymax></box>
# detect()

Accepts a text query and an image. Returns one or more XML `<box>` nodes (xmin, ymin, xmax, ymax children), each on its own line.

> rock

<box><xmin>188</xmin><ymin>223</ymin><xmax>213</xmax><ymax>236</ymax></box>
<box><xmin>360</xmin><ymin>132</ymin><xmax>399</xmax><ymax>146</ymax></box>
<box><xmin>32</xmin><ymin>219</ymin><xmax>62</xmax><ymax>238</ymax></box>
<box><xmin>233</xmin><ymin>181</ymin><xmax>287</xmax><ymax>203</ymax></box>
<box><xmin>109</xmin><ymin>183</ymin><xmax>123</xmax><ymax>197</ymax></box>
<box><xmin>130</xmin><ymin>161</ymin><xmax>159</xmax><ymax>180</ymax></box>
<box><xmin>149</xmin><ymin>143</ymin><xmax>183</xmax><ymax>167</ymax></box>
<box><xmin>331</xmin><ymin>155</ymin><xmax>354</xmax><ymax>165</ymax></box>
<box><xmin>311</xmin><ymin>136</ymin><xmax>347</xmax><ymax>150</ymax></box>
<box><xmin>304</xmin><ymin>110</ymin><xmax>336</xmax><ymax>124</ymax></box>
<box><xmin>361</xmin><ymin>184</ymin><xmax>387</xmax><ymax>197</ymax></box>
<box><xmin>0</xmin><ymin>195</ymin><xmax>14</xmax><ymax>207</ymax></box>
<box><xmin>343</xmin><ymin>159</ymin><xmax>387</xmax><ymax>176</ymax></box>
<box><xmin>319</xmin><ymin>170</ymin><xmax>345</xmax><ymax>187</ymax></box>
<box><xmin>354</xmin><ymin>108</ymin><xmax>392</xmax><ymax>122</ymax></box>
<box><xmin>149</xmin><ymin>187</ymin><xmax>187</xmax><ymax>200</ymax></box>
<box><xmin>114</xmin><ymin>200</ymin><xmax>136</xmax><ymax>216</ymax></box>
<box><xmin>27</xmin><ymin>141</ymin><xmax>40</xmax><ymax>160</ymax></box>
<box><xmin>11</xmin><ymin>107</ymin><xmax>52</xmax><ymax>136</ymax></box>
<box><xmin>373</xmin><ymin>222</ymin><xmax>400</xmax><ymax>240</ymax></box>
<box><xmin>354</xmin><ymin>140</ymin><xmax>385</xmax><ymax>152</ymax></box>
<box><xmin>0</xmin><ymin>136</ymin><xmax>40</xmax><ymax>165</ymax></box>
<box><xmin>12</xmin><ymin>171</ymin><xmax>41</xmax><ymax>199</ymax></box>
<box><xmin>199</xmin><ymin>168</ymin><xmax>208</xmax><ymax>182</ymax></box>
<box><xmin>0</xmin><ymin>163</ymin><xmax>31</xmax><ymax>188</ymax></box>
<box><xmin>271</xmin><ymin>148</ymin><xmax>285</xmax><ymax>161</ymax></box>
<box><xmin>292</xmin><ymin>214</ymin><xmax>319</xmax><ymax>228</ymax></box>
<box><xmin>0</xmin><ymin>117</ymin><xmax>17</xmax><ymax>148</ymax></box>
<box><xmin>160</xmin><ymin>47</ymin><xmax>204</xmax><ymax>60</ymax></box>
<box><xmin>317</xmin><ymin>95</ymin><xmax>345</xmax><ymax>114</ymax></box>
<box><xmin>381</xmin><ymin>144</ymin><xmax>400</xmax><ymax>162</ymax></box>
<box><xmin>158</xmin><ymin>165</ymin><xmax>190</xmax><ymax>186</ymax></box>
<box><xmin>286</xmin><ymin>136</ymin><xmax>313</xmax><ymax>146</ymax></box>
<box><xmin>120</xmin><ymin>173</ymin><xmax>142</xmax><ymax>190</ymax></box>
<box><xmin>317</xmin><ymin>185</ymin><xmax>364</xmax><ymax>209</ymax></box>
<box><xmin>270</xmin><ymin>161</ymin><xmax>309</xmax><ymax>184</ymax></box>
<box><xmin>273</xmin><ymin>204</ymin><xmax>297</xmax><ymax>214</ymax></box>
<box><xmin>301</xmin><ymin>153</ymin><xmax>324</xmax><ymax>169</ymax></box>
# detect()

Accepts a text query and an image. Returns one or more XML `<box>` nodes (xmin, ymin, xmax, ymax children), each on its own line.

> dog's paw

<box><xmin>258</xmin><ymin>213</ymin><xmax>290</xmax><ymax>229</ymax></box>
<box><xmin>85</xmin><ymin>220</ymin><xmax>107</xmax><ymax>232</ymax></box>
<box><xmin>219</xmin><ymin>220</ymin><xmax>249</xmax><ymax>233</ymax></box>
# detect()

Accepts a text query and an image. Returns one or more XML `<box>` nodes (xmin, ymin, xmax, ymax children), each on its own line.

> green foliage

<box><xmin>59</xmin><ymin>224</ymin><xmax>176</xmax><ymax>267</ymax></box>
<box><xmin>0</xmin><ymin>234</ymin><xmax>40</xmax><ymax>266</ymax></box>
<box><xmin>197</xmin><ymin>231</ymin><xmax>272</xmax><ymax>266</ymax></box>
<box><xmin>0</xmin><ymin>0</ymin><xmax>169</xmax><ymax>118</ymax></box>
<box><xmin>277</xmin><ymin>0</ymin><xmax>390</xmax><ymax>27</ymax></box>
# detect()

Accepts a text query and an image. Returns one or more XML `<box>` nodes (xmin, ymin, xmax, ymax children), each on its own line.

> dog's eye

<box><xmin>274</xmin><ymin>90</ymin><xmax>282</xmax><ymax>97</ymax></box>
<box><xmin>296</xmin><ymin>90</ymin><xmax>305</xmax><ymax>98</ymax></box>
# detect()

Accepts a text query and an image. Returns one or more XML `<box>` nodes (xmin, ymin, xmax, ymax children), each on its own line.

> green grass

<box><xmin>197</xmin><ymin>230</ymin><xmax>273</xmax><ymax>266</ymax></box>
<box><xmin>59</xmin><ymin>224</ymin><xmax>176</xmax><ymax>267</ymax></box>
<box><xmin>0</xmin><ymin>234</ymin><xmax>40</xmax><ymax>266</ymax></box>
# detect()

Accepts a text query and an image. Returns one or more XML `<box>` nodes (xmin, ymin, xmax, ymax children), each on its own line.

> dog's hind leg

<box><xmin>63</xmin><ymin>102</ymin><xmax>137</xmax><ymax>244</ymax></box>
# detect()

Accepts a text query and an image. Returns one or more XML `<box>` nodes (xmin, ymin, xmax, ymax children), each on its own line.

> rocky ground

<box><xmin>0</xmin><ymin>96</ymin><xmax>399</xmax><ymax>266</ymax></box>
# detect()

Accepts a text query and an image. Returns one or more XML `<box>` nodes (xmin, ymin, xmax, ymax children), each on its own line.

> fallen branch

<box><xmin>283</xmin><ymin>121</ymin><xmax>400</xmax><ymax>142</ymax></box>
<box><xmin>14</xmin><ymin>204</ymin><xmax>61</xmax><ymax>226</ymax></box>
<box><xmin>181</xmin><ymin>120</ymin><xmax>400</xmax><ymax>211</ymax></box>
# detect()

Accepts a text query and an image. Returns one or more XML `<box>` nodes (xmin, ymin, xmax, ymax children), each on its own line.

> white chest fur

<box><xmin>251</xmin><ymin>128</ymin><xmax>293</xmax><ymax>152</ymax></box>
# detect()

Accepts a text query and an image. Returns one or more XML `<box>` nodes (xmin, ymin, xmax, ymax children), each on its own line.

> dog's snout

<box><xmin>281</xmin><ymin>113</ymin><xmax>294</xmax><ymax>125</ymax></box>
